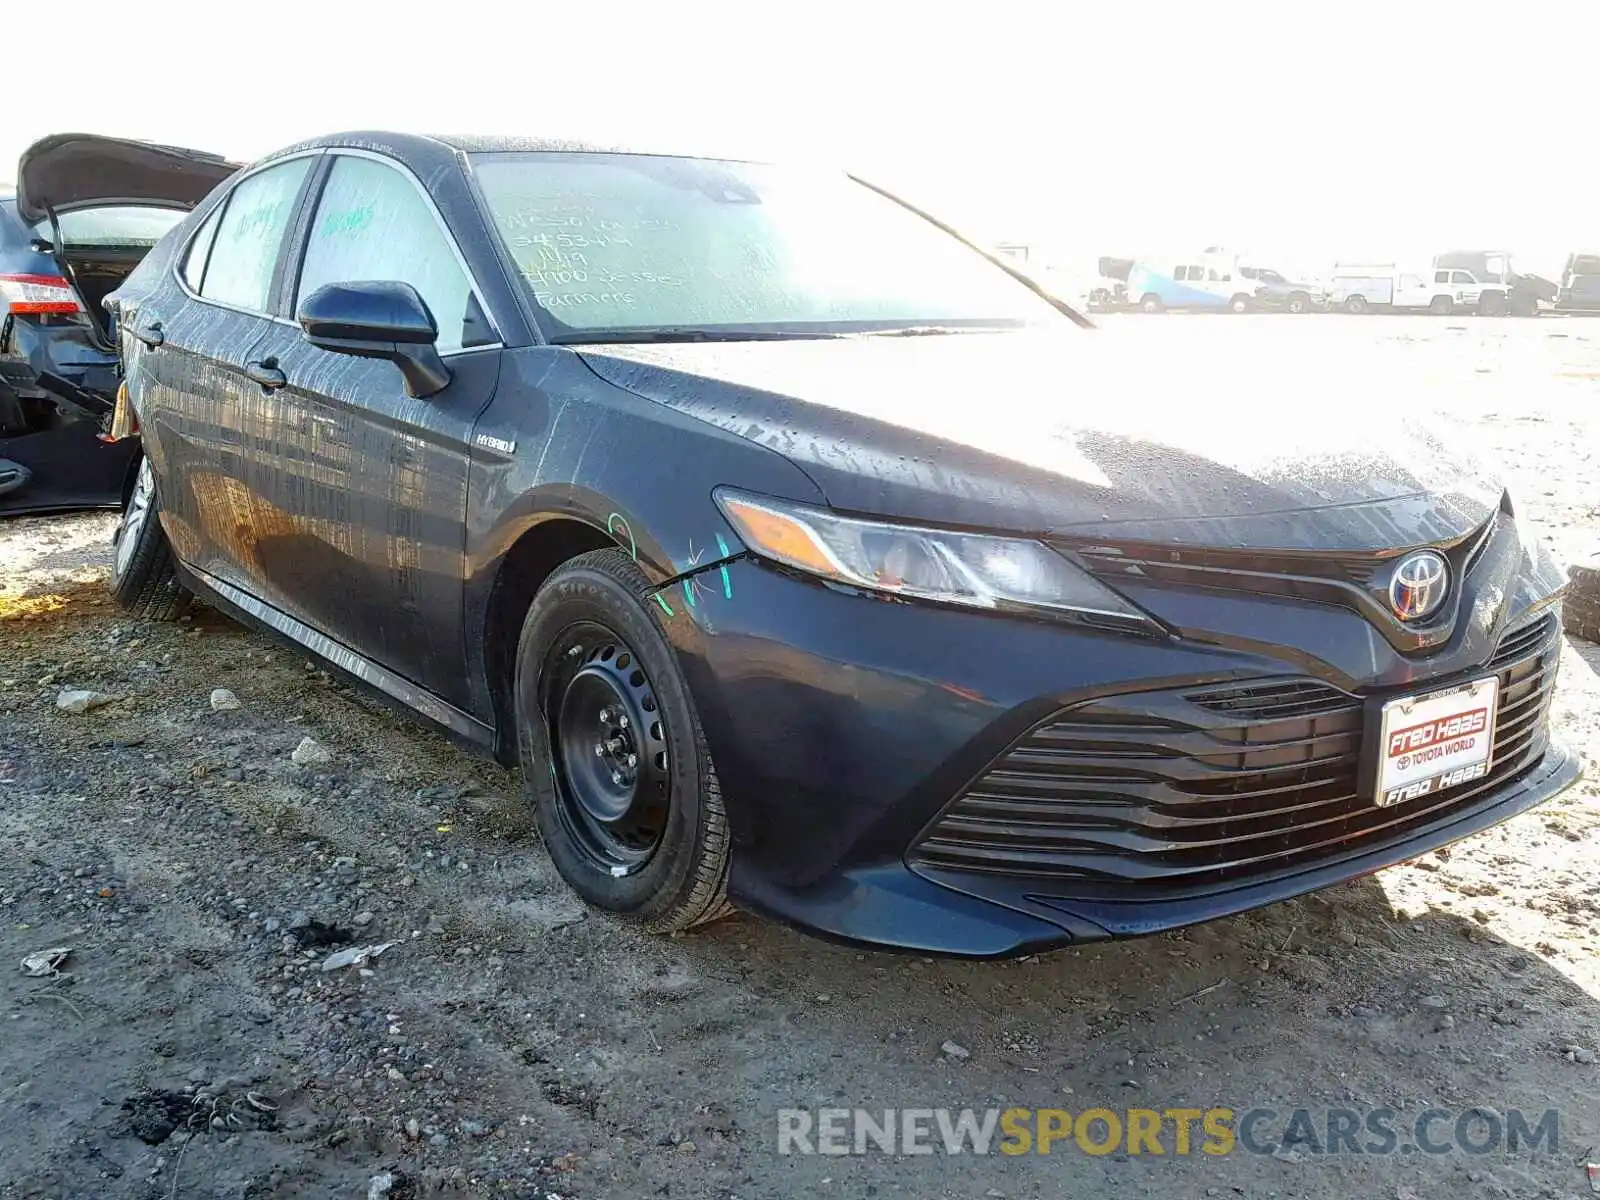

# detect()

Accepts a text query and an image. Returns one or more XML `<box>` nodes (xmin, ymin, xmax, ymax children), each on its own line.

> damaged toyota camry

<box><xmin>103</xmin><ymin>132</ymin><xmax>1579</xmax><ymax>957</ymax></box>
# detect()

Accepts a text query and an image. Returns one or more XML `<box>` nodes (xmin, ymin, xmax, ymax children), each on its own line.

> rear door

<box><xmin>134</xmin><ymin>154</ymin><xmax>319</xmax><ymax>591</ymax></box>
<box><xmin>240</xmin><ymin>151</ymin><xmax>502</xmax><ymax>708</ymax></box>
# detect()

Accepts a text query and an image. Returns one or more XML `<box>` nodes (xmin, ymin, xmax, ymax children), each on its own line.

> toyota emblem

<box><xmin>1388</xmin><ymin>550</ymin><xmax>1449</xmax><ymax>622</ymax></box>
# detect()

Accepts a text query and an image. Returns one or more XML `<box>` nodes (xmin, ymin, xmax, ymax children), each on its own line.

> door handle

<box><xmin>245</xmin><ymin>359</ymin><xmax>287</xmax><ymax>391</ymax></box>
<box><xmin>133</xmin><ymin>320</ymin><xmax>164</xmax><ymax>348</ymax></box>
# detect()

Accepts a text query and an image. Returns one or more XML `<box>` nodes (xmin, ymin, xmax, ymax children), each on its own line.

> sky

<box><xmin>4</xmin><ymin>1</ymin><xmax>1596</xmax><ymax>281</ymax></box>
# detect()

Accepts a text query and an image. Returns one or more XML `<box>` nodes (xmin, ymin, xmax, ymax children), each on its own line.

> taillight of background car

<box><xmin>0</xmin><ymin>273</ymin><xmax>82</xmax><ymax>315</ymax></box>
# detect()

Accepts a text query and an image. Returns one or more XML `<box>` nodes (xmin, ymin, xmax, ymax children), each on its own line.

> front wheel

<box><xmin>109</xmin><ymin>454</ymin><xmax>189</xmax><ymax>621</ymax></box>
<box><xmin>1344</xmin><ymin>295</ymin><xmax>1368</xmax><ymax>315</ymax></box>
<box><xmin>1139</xmin><ymin>294</ymin><xmax>1164</xmax><ymax>313</ymax></box>
<box><xmin>1228</xmin><ymin>294</ymin><xmax>1251</xmax><ymax>314</ymax></box>
<box><xmin>514</xmin><ymin>549</ymin><xmax>732</xmax><ymax>932</ymax></box>
<box><xmin>1286</xmin><ymin>292</ymin><xmax>1310</xmax><ymax>314</ymax></box>
<box><xmin>1429</xmin><ymin>295</ymin><xmax>1454</xmax><ymax>315</ymax></box>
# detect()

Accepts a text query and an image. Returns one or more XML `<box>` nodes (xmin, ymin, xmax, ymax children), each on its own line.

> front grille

<box><xmin>910</xmin><ymin>614</ymin><xmax>1561</xmax><ymax>898</ymax></box>
<box><xmin>1068</xmin><ymin>519</ymin><xmax>1497</xmax><ymax>608</ymax></box>
<box><xmin>1073</xmin><ymin>542</ymin><xmax>1398</xmax><ymax>588</ymax></box>
<box><xmin>1186</xmin><ymin>679</ymin><xmax>1357</xmax><ymax>721</ymax></box>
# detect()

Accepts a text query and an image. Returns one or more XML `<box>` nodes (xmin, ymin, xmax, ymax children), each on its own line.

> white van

<box><xmin>1126</xmin><ymin>255</ymin><xmax>1254</xmax><ymax>312</ymax></box>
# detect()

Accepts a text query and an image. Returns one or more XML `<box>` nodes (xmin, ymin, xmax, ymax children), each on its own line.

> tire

<box><xmin>1569</xmin><ymin>563</ymin><xmax>1600</xmax><ymax>594</ymax></box>
<box><xmin>1228</xmin><ymin>294</ymin><xmax>1251</xmax><ymax>314</ymax></box>
<box><xmin>109</xmin><ymin>454</ymin><xmax>190</xmax><ymax>621</ymax></box>
<box><xmin>514</xmin><ymin>548</ymin><xmax>731</xmax><ymax>932</ymax></box>
<box><xmin>1429</xmin><ymin>295</ymin><xmax>1453</xmax><ymax>316</ymax></box>
<box><xmin>1477</xmin><ymin>292</ymin><xmax>1507</xmax><ymax>317</ymax></box>
<box><xmin>1286</xmin><ymin>292</ymin><xmax>1310</xmax><ymax>314</ymax></box>
<box><xmin>1563</xmin><ymin>591</ymin><xmax>1600</xmax><ymax>644</ymax></box>
<box><xmin>1139</xmin><ymin>294</ymin><xmax>1163</xmax><ymax>313</ymax></box>
<box><xmin>1345</xmin><ymin>295</ymin><xmax>1368</xmax><ymax>315</ymax></box>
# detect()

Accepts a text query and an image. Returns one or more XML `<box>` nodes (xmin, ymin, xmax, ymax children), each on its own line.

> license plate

<box><xmin>1373</xmin><ymin>676</ymin><xmax>1498</xmax><ymax>807</ymax></box>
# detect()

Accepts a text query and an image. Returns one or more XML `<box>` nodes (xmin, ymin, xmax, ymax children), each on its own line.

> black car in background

<box><xmin>104</xmin><ymin>131</ymin><xmax>1578</xmax><ymax>957</ymax></box>
<box><xmin>1238</xmin><ymin>265</ymin><xmax>1324</xmax><ymax>313</ymax></box>
<box><xmin>0</xmin><ymin>135</ymin><xmax>235</xmax><ymax>514</ymax></box>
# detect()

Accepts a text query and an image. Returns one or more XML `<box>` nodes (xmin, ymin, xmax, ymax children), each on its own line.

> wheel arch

<box><xmin>480</xmin><ymin>514</ymin><xmax>616</xmax><ymax>762</ymax></box>
<box><xmin>118</xmin><ymin>442</ymin><xmax>145</xmax><ymax>509</ymax></box>
<box><xmin>471</xmin><ymin>484</ymin><xmax>752</xmax><ymax>764</ymax></box>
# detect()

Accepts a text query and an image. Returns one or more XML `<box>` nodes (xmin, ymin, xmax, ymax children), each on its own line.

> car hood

<box><xmin>578</xmin><ymin>330</ymin><xmax>1504</xmax><ymax>552</ymax></box>
<box><xmin>15</xmin><ymin>134</ymin><xmax>239</xmax><ymax>223</ymax></box>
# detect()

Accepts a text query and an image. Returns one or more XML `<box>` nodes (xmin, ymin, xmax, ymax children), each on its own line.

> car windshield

<box><xmin>31</xmin><ymin>205</ymin><xmax>185</xmax><ymax>248</ymax></box>
<box><xmin>469</xmin><ymin>152</ymin><xmax>1065</xmax><ymax>341</ymax></box>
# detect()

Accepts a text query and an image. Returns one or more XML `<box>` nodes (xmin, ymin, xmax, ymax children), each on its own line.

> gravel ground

<box><xmin>1</xmin><ymin>316</ymin><xmax>1598</xmax><ymax>1199</ymax></box>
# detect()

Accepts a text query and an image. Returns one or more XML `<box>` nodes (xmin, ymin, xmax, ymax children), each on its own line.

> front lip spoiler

<box><xmin>728</xmin><ymin>742</ymin><xmax>1580</xmax><ymax>959</ymax></box>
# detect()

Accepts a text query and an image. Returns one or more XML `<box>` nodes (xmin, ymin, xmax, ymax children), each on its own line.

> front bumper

<box><xmin>666</xmin><ymin>559</ymin><xmax>1579</xmax><ymax>958</ymax></box>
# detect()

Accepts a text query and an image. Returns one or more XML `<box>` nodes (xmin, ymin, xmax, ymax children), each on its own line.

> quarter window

<box><xmin>200</xmin><ymin>158</ymin><xmax>313</xmax><ymax>312</ymax></box>
<box><xmin>296</xmin><ymin>155</ymin><xmax>491</xmax><ymax>354</ymax></box>
<box><xmin>181</xmin><ymin>204</ymin><xmax>224</xmax><ymax>293</ymax></box>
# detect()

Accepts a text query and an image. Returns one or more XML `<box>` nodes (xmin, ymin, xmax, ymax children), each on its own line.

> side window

<box><xmin>201</xmin><ymin>158</ymin><xmax>313</xmax><ymax>312</ymax></box>
<box><xmin>180</xmin><ymin>204</ymin><xmax>224</xmax><ymax>293</ymax></box>
<box><xmin>1452</xmin><ymin>271</ymin><xmax>1473</xmax><ymax>284</ymax></box>
<box><xmin>296</xmin><ymin>155</ymin><xmax>491</xmax><ymax>355</ymax></box>
<box><xmin>1174</xmin><ymin>266</ymin><xmax>1192</xmax><ymax>281</ymax></box>
<box><xmin>1434</xmin><ymin>270</ymin><xmax>1450</xmax><ymax>285</ymax></box>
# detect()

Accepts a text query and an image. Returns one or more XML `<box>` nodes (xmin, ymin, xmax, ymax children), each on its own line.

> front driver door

<box><xmin>244</xmin><ymin>151</ymin><xmax>502</xmax><ymax>710</ymax></box>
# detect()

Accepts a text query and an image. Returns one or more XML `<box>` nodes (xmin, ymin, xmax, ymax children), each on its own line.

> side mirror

<box><xmin>296</xmin><ymin>280</ymin><xmax>450</xmax><ymax>398</ymax></box>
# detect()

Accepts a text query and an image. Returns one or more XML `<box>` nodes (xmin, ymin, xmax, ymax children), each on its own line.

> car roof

<box><xmin>263</xmin><ymin>130</ymin><xmax>773</xmax><ymax>166</ymax></box>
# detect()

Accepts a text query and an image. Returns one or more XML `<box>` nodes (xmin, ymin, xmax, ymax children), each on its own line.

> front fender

<box><xmin>461</xmin><ymin>347</ymin><xmax>826</xmax><ymax>724</ymax></box>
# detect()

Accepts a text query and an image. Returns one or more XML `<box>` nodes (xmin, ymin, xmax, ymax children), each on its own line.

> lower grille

<box><xmin>910</xmin><ymin>614</ymin><xmax>1561</xmax><ymax>898</ymax></box>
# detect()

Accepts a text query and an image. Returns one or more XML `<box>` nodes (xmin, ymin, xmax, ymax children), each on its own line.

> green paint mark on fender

<box><xmin>715</xmin><ymin>534</ymin><xmax>733</xmax><ymax>599</ymax></box>
<box><xmin>654</xmin><ymin>593</ymin><xmax>674</xmax><ymax>616</ymax></box>
<box><xmin>606</xmin><ymin>512</ymin><xmax>638</xmax><ymax>562</ymax></box>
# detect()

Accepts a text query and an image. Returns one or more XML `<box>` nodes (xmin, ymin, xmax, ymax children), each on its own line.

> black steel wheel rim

<box><xmin>542</xmin><ymin>622</ymin><xmax>671</xmax><ymax>872</ymax></box>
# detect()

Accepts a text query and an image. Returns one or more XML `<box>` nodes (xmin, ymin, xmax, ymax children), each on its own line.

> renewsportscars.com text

<box><xmin>776</xmin><ymin>1106</ymin><xmax>1560</xmax><ymax>1157</ymax></box>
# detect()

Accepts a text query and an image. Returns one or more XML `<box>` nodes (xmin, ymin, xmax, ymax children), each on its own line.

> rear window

<box><xmin>31</xmin><ymin>206</ymin><xmax>185</xmax><ymax>248</ymax></box>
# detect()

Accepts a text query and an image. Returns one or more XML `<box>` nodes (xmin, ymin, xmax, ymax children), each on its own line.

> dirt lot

<box><xmin>2</xmin><ymin>316</ymin><xmax>1598</xmax><ymax>1199</ymax></box>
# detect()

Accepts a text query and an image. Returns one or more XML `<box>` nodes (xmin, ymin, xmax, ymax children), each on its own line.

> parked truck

<box><xmin>1327</xmin><ymin>266</ymin><xmax>1460</xmax><ymax>314</ymax></box>
<box><xmin>1432</xmin><ymin>249</ymin><xmax>1554</xmax><ymax>316</ymax></box>
<box><xmin>1556</xmin><ymin>253</ymin><xmax>1600</xmax><ymax>313</ymax></box>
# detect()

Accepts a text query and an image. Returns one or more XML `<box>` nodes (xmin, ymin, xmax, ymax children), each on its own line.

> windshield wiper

<box><xmin>554</xmin><ymin>327</ymin><xmax>845</xmax><ymax>345</ymax></box>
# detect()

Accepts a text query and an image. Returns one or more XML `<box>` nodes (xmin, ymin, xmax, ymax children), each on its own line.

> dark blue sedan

<box><xmin>104</xmin><ymin>131</ymin><xmax>1579</xmax><ymax>957</ymax></box>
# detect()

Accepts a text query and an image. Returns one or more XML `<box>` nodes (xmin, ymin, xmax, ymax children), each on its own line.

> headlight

<box><xmin>715</xmin><ymin>489</ymin><xmax>1156</xmax><ymax>632</ymax></box>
